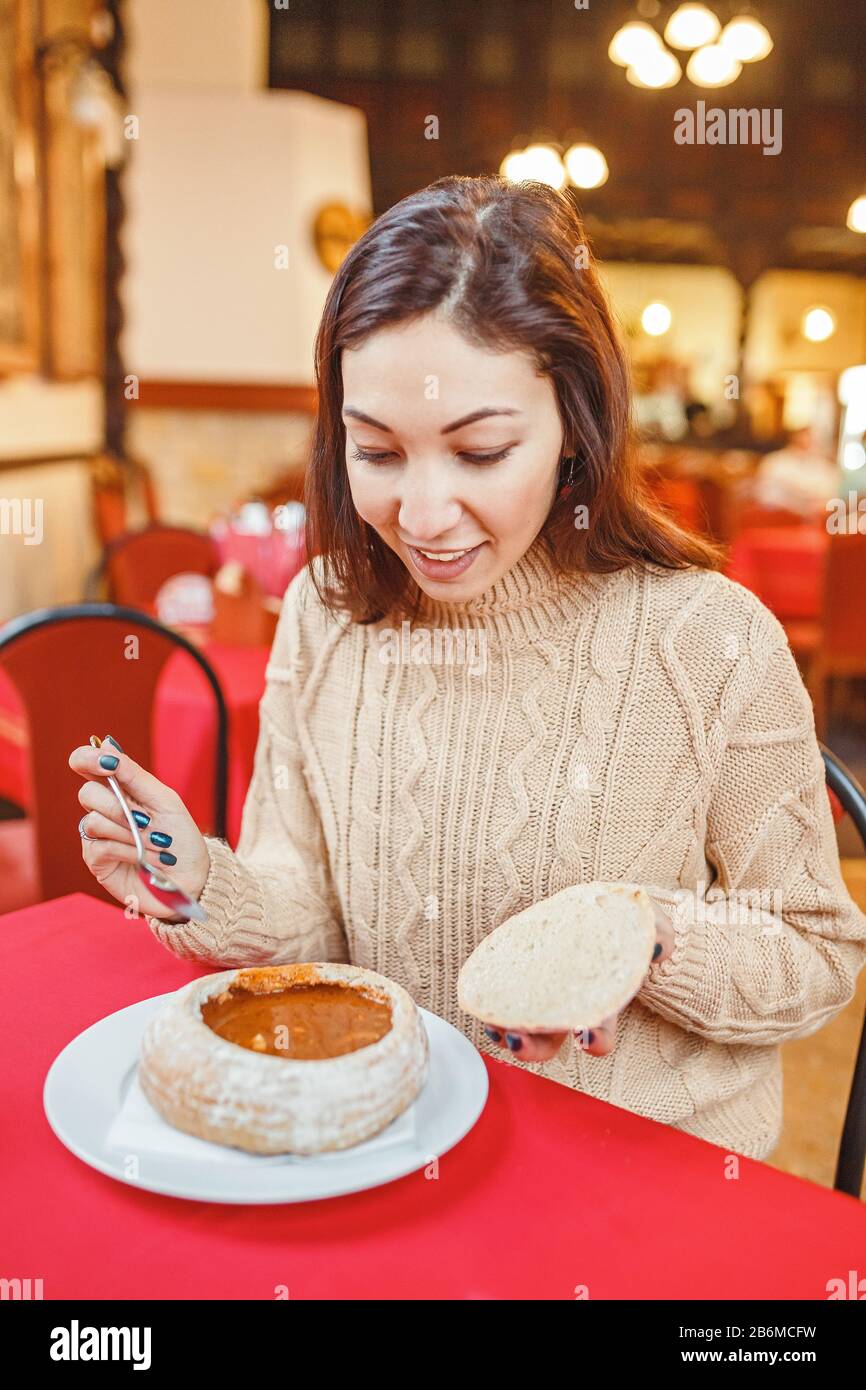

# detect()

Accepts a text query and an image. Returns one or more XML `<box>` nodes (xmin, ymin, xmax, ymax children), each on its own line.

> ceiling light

<box><xmin>719</xmin><ymin>16</ymin><xmax>773</xmax><ymax>62</ymax></box>
<box><xmin>641</xmin><ymin>302</ymin><xmax>672</xmax><ymax>335</ymax></box>
<box><xmin>686</xmin><ymin>43</ymin><xmax>742</xmax><ymax>86</ymax></box>
<box><xmin>627</xmin><ymin>47</ymin><xmax>682</xmax><ymax>88</ymax></box>
<box><xmin>564</xmin><ymin>143</ymin><xmax>609</xmax><ymax>189</ymax></box>
<box><xmin>802</xmin><ymin>307</ymin><xmax>836</xmax><ymax>342</ymax></box>
<box><xmin>501</xmin><ymin>143</ymin><xmax>567</xmax><ymax>189</ymax></box>
<box><xmin>500</xmin><ymin>149</ymin><xmax>530</xmax><ymax>181</ymax></box>
<box><xmin>608</xmin><ymin>21</ymin><xmax>663</xmax><ymax>67</ymax></box>
<box><xmin>664</xmin><ymin>4</ymin><xmax>721</xmax><ymax>51</ymax></box>
<box><xmin>846</xmin><ymin>196</ymin><xmax>866</xmax><ymax>233</ymax></box>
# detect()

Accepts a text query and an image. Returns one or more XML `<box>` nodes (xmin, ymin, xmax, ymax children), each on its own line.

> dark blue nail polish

<box><xmin>653</xmin><ymin>941</ymin><xmax>662</xmax><ymax>960</ymax></box>
<box><xmin>585</xmin><ymin>1030</ymin><xmax>595</xmax><ymax>1044</ymax></box>
<box><xmin>505</xmin><ymin>1033</ymin><xmax>522</xmax><ymax>1051</ymax></box>
<box><xmin>132</xmin><ymin>810</ymin><xmax>151</xmax><ymax>828</ymax></box>
<box><xmin>483</xmin><ymin>1026</ymin><xmax>502</xmax><ymax>1041</ymax></box>
<box><xmin>105</xmin><ymin>735</ymin><xmax>123</xmax><ymax>753</ymax></box>
<box><xmin>158</xmin><ymin>851</ymin><xmax>177</xmax><ymax>866</ymax></box>
<box><xmin>149</xmin><ymin>831</ymin><xmax>172</xmax><ymax>848</ymax></box>
<box><xmin>98</xmin><ymin>754</ymin><xmax>119</xmax><ymax>771</ymax></box>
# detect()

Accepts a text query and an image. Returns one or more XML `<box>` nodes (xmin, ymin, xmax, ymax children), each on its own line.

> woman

<box><xmin>70</xmin><ymin>175</ymin><xmax>866</xmax><ymax>1161</ymax></box>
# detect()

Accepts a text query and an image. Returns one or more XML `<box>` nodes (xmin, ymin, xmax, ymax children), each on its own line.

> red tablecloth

<box><xmin>0</xmin><ymin>642</ymin><xmax>269</xmax><ymax>847</ymax></box>
<box><xmin>4</xmin><ymin>892</ymin><xmax>865</xmax><ymax>1300</ymax></box>
<box><xmin>725</xmin><ymin>526</ymin><xmax>828</xmax><ymax>621</ymax></box>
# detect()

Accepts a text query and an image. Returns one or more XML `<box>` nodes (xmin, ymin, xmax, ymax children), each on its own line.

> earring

<box><xmin>559</xmin><ymin>455</ymin><xmax>576</xmax><ymax>492</ymax></box>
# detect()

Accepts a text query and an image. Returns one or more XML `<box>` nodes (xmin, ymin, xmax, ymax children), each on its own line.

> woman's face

<box><xmin>341</xmin><ymin>314</ymin><xmax>565</xmax><ymax>603</ymax></box>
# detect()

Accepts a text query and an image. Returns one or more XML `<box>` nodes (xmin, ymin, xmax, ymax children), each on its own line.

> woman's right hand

<box><xmin>68</xmin><ymin>736</ymin><xmax>211</xmax><ymax>920</ymax></box>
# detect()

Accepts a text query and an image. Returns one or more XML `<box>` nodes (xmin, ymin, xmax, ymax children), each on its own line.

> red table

<box><xmin>0</xmin><ymin>641</ymin><xmax>269</xmax><ymax>848</ymax></box>
<box><xmin>4</xmin><ymin>893</ymin><xmax>865</xmax><ymax>1300</ymax></box>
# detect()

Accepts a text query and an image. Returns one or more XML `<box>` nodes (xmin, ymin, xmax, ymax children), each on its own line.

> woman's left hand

<box><xmin>482</xmin><ymin>901</ymin><xmax>675</xmax><ymax>1063</ymax></box>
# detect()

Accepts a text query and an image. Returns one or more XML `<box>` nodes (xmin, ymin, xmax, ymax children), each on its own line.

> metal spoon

<box><xmin>89</xmin><ymin>735</ymin><xmax>207</xmax><ymax>924</ymax></box>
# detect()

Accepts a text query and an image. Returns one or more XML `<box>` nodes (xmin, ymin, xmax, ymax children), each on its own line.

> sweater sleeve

<box><xmin>636</xmin><ymin>610</ymin><xmax>866</xmax><ymax>1045</ymax></box>
<box><xmin>145</xmin><ymin>573</ymin><xmax>350</xmax><ymax>968</ymax></box>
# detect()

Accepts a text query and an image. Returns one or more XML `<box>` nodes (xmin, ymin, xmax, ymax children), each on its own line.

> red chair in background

<box><xmin>645</xmin><ymin>475</ymin><xmax>707</xmax><ymax>534</ymax></box>
<box><xmin>807</xmin><ymin>534</ymin><xmax>866</xmax><ymax>737</ymax></box>
<box><xmin>86</xmin><ymin>524</ymin><xmax>221</xmax><ymax>607</ymax></box>
<box><xmin>89</xmin><ymin>453</ymin><xmax>160</xmax><ymax>546</ymax></box>
<box><xmin>725</xmin><ymin>526</ymin><xmax>828</xmax><ymax>667</ymax></box>
<box><xmin>729</xmin><ymin>502</ymin><xmax>810</xmax><ymax>534</ymax></box>
<box><xmin>0</xmin><ymin>605</ymin><xmax>228</xmax><ymax>913</ymax></box>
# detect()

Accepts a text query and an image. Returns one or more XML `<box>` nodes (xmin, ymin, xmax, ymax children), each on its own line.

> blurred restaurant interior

<box><xmin>2</xmin><ymin>0</ymin><xmax>866</xmax><ymax>1193</ymax></box>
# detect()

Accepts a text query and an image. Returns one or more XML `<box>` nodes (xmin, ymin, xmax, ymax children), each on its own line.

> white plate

<box><xmin>43</xmin><ymin>992</ymin><xmax>488</xmax><ymax>1204</ymax></box>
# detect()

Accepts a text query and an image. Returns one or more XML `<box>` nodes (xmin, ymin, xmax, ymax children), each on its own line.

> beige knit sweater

<box><xmin>147</xmin><ymin>534</ymin><xmax>866</xmax><ymax>1160</ymax></box>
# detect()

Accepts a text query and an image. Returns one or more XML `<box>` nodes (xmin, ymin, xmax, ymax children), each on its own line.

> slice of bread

<box><xmin>457</xmin><ymin>881</ymin><xmax>657</xmax><ymax>1032</ymax></box>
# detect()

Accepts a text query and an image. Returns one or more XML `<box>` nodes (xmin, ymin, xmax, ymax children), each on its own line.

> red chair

<box><xmin>725</xmin><ymin>526</ymin><xmax>828</xmax><ymax>667</ymax></box>
<box><xmin>645</xmin><ymin>475</ymin><xmax>706</xmax><ymax>534</ymax></box>
<box><xmin>87</xmin><ymin>525</ymin><xmax>221</xmax><ymax>607</ymax></box>
<box><xmin>730</xmin><ymin>502</ymin><xmax>809</xmax><ymax>534</ymax></box>
<box><xmin>0</xmin><ymin>605</ymin><xmax>228</xmax><ymax>911</ymax></box>
<box><xmin>807</xmin><ymin>534</ymin><xmax>866</xmax><ymax>736</ymax></box>
<box><xmin>726</xmin><ymin>527</ymin><xmax>827</xmax><ymax>621</ymax></box>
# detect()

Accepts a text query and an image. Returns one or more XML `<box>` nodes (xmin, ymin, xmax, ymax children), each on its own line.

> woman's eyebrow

<box><xmin>342</xmin><ymin>407</ymin><xmax>522</xmax><ymax>435</ymax></box>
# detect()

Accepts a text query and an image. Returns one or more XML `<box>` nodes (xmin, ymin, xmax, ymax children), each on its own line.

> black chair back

<box><xmin>820</xmin><ymin>743</ymin><xmax>866</xmax><ymax>1198</ymax></box>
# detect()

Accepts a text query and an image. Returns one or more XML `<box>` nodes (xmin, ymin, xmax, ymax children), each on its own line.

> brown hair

<box><xmin>305</xmin><ymin>174</ymin><xmax>724</xmax><ymax>623</ymax></box>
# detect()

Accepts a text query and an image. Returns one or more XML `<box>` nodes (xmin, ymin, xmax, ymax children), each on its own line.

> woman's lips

<box><xmin>406</xmin><ymin>542</ymin><xmax>486</xmax><ymax>580</ymax></box>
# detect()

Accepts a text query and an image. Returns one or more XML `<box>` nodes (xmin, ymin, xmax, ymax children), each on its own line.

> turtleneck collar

<box><xmin>411</xmin><ymin>532</ymin><xmax>607</xmax><ymax>647</ymax></box>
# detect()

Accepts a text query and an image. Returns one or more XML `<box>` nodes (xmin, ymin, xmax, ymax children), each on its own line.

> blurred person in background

<box><xmin>752</xmin><ymin>425</ymin><xmax>839</xmax><ymax>520</ymax></box>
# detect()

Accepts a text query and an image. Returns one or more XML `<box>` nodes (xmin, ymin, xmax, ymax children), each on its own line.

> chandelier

<box><xmin>609</xmin><ymin>4</ymin><xmax>773</xmax><ymax>90</ymax></box>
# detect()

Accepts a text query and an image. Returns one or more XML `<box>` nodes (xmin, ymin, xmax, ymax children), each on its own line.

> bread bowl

<box><xmin>458</xmin><ymin>881</ymin><xmax>657</xmax><ymax>1032</ymax></box>
<box><xmin>138</xmin><ymin>962</ymin><xmax>429</xmax><ymax>1155</ymax></box>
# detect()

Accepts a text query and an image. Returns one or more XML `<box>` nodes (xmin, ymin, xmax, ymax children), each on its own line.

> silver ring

<box><xmin>78</xmin><ymin>814</ymin><xmax>93</xmax><ymax>841</ymax></box>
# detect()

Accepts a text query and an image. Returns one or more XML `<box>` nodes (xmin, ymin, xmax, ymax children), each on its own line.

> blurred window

<box><xmin>393</xmin><ymin>31</ymin><xmax>445</xmax><ymax>78</ymax></box>
<box><xmin>335</xmin><ymin>28</ymin><xmax>382</xmax><ymax>74</ymax></box>
<box><xmin>474</xmin><ymin>34</ymin><xmax>515</xmax><ymax>83</ymax></box>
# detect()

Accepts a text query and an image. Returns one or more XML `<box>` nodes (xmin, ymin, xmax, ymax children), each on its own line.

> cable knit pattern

<box><xmin>146</xmin><ymin>535</ymin><xmax>866</xmax><ymax>1160</ymax></box>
